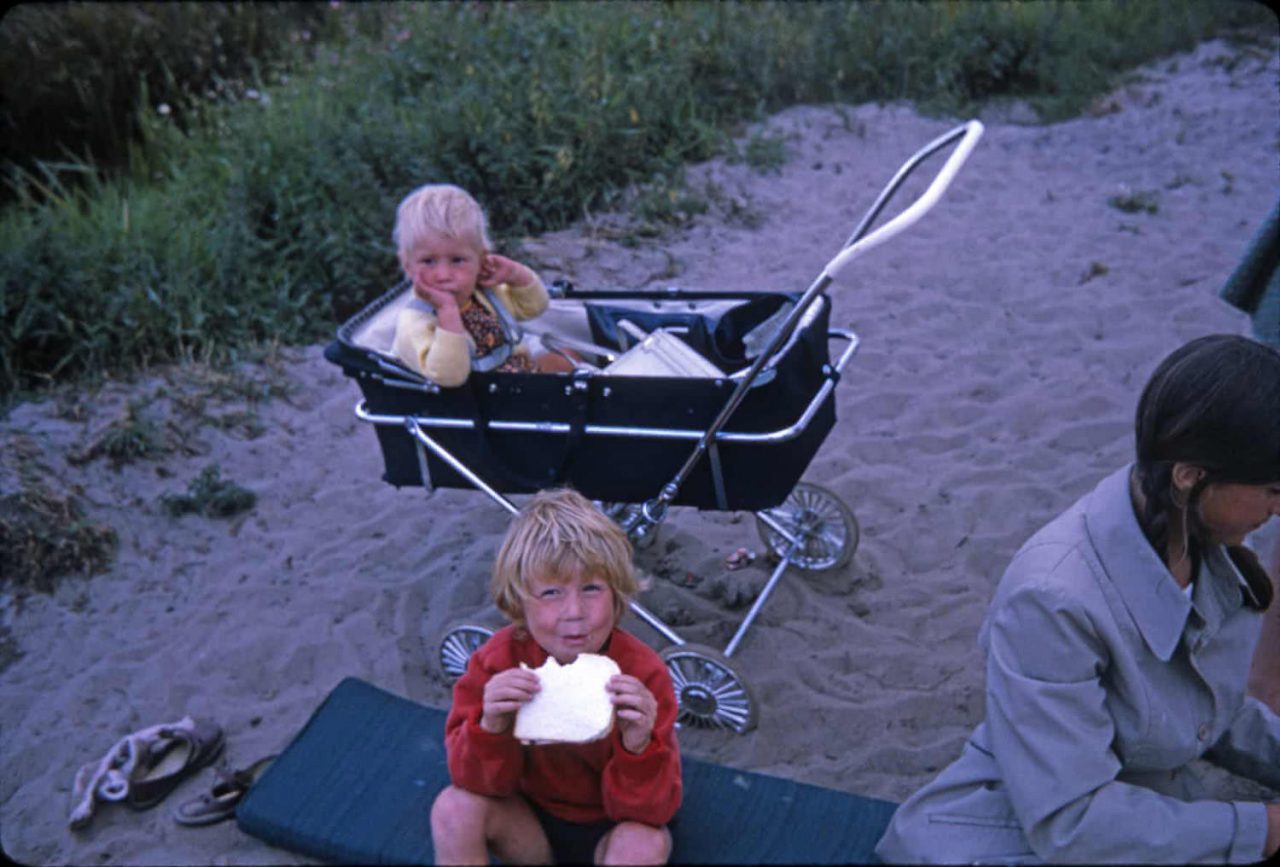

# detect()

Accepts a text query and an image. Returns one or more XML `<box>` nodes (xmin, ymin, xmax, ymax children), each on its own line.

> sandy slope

<box><xmin>1</xmin><ymin>38</ymin><xmax>1277</xmax><ymax>865</ymax></box>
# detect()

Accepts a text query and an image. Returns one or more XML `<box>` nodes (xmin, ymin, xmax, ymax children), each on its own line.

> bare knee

<box><xmin>430</xmin><ymin>786</ymin><xmax>490</xmax><ymax>860</ymax></box>
<box><xmin>431</xmin><ymin>785</ymin><xmax>551</xmax><ymax>865</ymax></box>
<box><xmin>432</xmin><ymin>785</ymin><xmax>485</xmax><ymax>824</ymax></box>
<box><xmin>597</xmin><ymin>821</ymin><xmax>671</xmax><ymax>865</ymax></box>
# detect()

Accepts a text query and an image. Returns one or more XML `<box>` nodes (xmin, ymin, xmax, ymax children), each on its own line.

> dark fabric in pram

<box><xmin>585</xmin><ymin>293</ymin><xmax>795</xmax><ymax>373</ymax></box>
<box><xmin>326</xmin><ymin>290</ymin><xmax>835</xmax><ymax>511</ymax></box>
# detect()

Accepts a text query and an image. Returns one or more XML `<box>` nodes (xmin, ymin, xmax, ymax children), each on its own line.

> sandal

<box><xmin>69</xmin><ymin>716</ymin><xmax>204</xmax><ymax>830</ymax></box>
<box><xmin>173</xmin><ymin>754</ymin><xmax>278</xmax><ymax>826</ymax></box>
<box><xmin>126</xmin><ymin>718</ymin><xmax>225</xmax><ymax>811</ymax></box>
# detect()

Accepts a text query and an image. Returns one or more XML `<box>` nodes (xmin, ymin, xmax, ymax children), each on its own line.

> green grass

<box><xmin>1</xmin><ymin>0</ymin><xmax>1274</xmax><ymax>399</ymax></box>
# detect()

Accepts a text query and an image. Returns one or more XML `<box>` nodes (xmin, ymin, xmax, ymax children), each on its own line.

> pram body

<box><xmin>328</xmin><ymin>286</ymin><xmax>840</xmax><ymax>512</ymax></box>
<box><xmin>326</xmin><ymin>121</ymin><xmax>984</xmax><ymax>732</ymax></box>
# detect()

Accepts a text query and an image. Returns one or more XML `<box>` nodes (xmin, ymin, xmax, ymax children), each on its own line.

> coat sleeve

<box><xmin>599</xmin><ymin>647</ymin><xmax>683</xmax><ymax>826</ymax></box>
<box><xmin>984</xmin><ymin>582</ymin><xmax>1268</xmax><ymax>864</ymax></box>
<box><xmin>444</xmin><ymin>646</ymin><xmax>526</xmax><ymax>797</ymax></box>
<box><xmin>491</xmin><ymin>276</ymin><xmax>549</xmax><ymax>322</ymax></box>
<box><xmin>1205</xmin><ymin>694</ymin><xmax>1280</xmax><ymax>790</ymax></box>
<box><xmin>391</xmin><ymin>306</ymin><xmax>473</xmax><ymax>387</ymax></box>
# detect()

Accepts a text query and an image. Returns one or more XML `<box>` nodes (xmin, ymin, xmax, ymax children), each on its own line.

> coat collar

<box><xmin>1082</xmin><ymin>465</ymin><xmax>1191</xmax><ymax>661</ymax></box>
<box><xmin>1083</xmin><ymin>465</ymin><xmax>1254</xmax><ymax>661</ymax></box>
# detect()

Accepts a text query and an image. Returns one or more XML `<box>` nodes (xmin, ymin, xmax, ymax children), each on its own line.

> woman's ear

<box><xmin>1170</xmin><ymin>462</ymin><xmax>1206</xmax><ymax>497</ymax></box>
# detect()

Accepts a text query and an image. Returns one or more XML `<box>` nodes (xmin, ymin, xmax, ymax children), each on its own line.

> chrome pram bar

<box><xmin>630</xmin><ymin>120</ymin><xmax>985</xmax><ymax>537</ymax></box>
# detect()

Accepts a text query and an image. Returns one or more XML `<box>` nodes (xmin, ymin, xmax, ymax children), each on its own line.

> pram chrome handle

<box><xmin>822</xmin><ymin>119</ymin><xmax>984</xmax><ymax>281</ymax></box>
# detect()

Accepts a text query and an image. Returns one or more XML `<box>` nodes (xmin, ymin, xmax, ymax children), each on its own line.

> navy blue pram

<box><xmin>325</xmin><ymin>121</ymin><xmax>984</xmax><ymax>732</ymax></box>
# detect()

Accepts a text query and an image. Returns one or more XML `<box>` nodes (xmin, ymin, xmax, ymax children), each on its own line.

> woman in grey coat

<box><xmin>876</xmin><ymin>335</ymin><xmax>1280</xmax><ymax>864</ymax></box>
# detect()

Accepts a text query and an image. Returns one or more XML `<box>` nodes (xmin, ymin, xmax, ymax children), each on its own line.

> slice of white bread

<box><xmin>514</xmin><ymin>653</ymin><xmax>621</xmax><ymax>744</ymax></box>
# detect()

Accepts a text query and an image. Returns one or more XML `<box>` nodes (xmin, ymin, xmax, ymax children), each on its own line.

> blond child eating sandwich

<box><xmin>429</xmin><ymin>488</ymin><xmax>682</xmax><ymax>865</ymax></box>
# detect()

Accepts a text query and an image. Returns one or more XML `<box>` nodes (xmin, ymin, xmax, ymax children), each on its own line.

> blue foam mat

<box><xmin>237</xmin><ymin>677</ymin><xmax>896</xmax><ymax>864</ymax></box>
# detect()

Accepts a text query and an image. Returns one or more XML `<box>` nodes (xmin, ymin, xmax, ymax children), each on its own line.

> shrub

<box><xmin>0</xmin><ymin>2</ymin><xmax>346</xmax><ymax>197</ymax></box>
<box><xmin>1</xmin><ymin>0</ymin><xmax>1273</xmax><ymax>397</ymax></box>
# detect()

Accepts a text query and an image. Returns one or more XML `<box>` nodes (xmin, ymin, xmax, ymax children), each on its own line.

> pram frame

<box><xmin>340</xmin><ymin>120</ymin><xmax>984</xmax><ymax>733</ymax></box>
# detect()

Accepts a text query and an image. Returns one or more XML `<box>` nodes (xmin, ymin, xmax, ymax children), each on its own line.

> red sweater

<box><xmin>444</xmin><ymin>625</ymin><xmax>683</xmax><ymax>826</ymax></box>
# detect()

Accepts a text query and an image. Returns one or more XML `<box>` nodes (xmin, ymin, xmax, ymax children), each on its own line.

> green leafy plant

<box><xmin>160</xmin><ymin>464</ymin><xmax>256</xmax><ymax>518</ymax></box>
<box><xmin>732</xmin><ymin>131</ymin><xmax>788</xmax><ymax>175</ymax></box>
<box><xmin>68</xmin><ymin>401</ymin><xmax>167</xmax><ymax>467</ymax></box>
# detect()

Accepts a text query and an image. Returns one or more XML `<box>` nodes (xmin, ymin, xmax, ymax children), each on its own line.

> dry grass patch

<box><xmin>0</xmin><ymin>485</ymin><xmax>118</xmax><ymax>594</ymax></box>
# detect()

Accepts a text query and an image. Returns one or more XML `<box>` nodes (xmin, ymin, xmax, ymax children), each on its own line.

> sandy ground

<box><xmin>2</xmin><ymin>38</ymin><xmax>1278</xmax><ymax>865</ymax></box>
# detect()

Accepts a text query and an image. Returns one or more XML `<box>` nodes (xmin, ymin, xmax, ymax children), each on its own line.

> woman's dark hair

<box><xmin>1133</xmin><ymin>334</ymin><xmax>1280</xmax><ymax>609</ymax></box>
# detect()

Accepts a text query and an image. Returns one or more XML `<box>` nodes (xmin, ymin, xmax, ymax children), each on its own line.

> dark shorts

<box><xmin>531</xmin><ymin>802</ymin><xmax>614</xmax><ymax>865</ymax></box>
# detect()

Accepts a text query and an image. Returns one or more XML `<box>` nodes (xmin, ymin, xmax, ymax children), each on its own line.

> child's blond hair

<box><xmin>492</xmin><ymin>489</ymin><xmax>638</xmax><ymax>629</ymax></box>
<box><xmin>393</xmin><ymin>183</ymin><xmax>492</xmax><ymax>265</ymax></box>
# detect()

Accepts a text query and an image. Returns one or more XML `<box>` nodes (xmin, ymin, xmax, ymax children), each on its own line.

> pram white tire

<box><xmin>438</xmin><ymin>624</ymin><xmax>494</xmax><ymax>681</ymax></box>
<box><xmin>755</xmin><ymin>482</ymin><xmax>858</xmax><ymax>572</ymax></box>
<box><xmin>660</xmin><ymin>643</ymin><xmax>758</xmax><ymax>734</ymax></box>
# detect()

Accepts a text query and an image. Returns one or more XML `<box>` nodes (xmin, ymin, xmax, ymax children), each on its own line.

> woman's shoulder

<box><xmin>1004</xmin><ymin>507</ymin><xmax>1098</xmax><ymax>591</ymax></box>
<box><xmin>984</xmin><ymin>506</ymin><xmax>1121</xmax><ymax>647</ymax></box>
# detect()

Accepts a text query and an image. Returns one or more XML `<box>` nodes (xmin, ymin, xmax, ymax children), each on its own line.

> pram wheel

<box><xmin>660</xmin><ymin>644</ymin><xmax>758</xmax><ymax>734</ymax></box>
<box><xmin>438</xmin><ymin>624</ymin><xmax>494</xmax><ymax>681</ymax></box>
<box><xmin>756</xmin><ymin>482</ymin><xmax>858</xmax><ymax>572</ymax></box>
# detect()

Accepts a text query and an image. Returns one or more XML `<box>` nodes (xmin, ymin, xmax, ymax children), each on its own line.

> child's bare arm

<box><xmin>480</xmin><ymin>668</ymin><xmax>541</xmax><ymax>735</ymax></box>
<box><xmin>607</xmin><ymin>674</ymin><xmax>659</xmax><ymax>754</ymax></box>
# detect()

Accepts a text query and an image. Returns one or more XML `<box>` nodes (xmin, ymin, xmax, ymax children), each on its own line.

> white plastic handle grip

<box><xmin>822</xmin><ymin>119</ymin><xmax>984</xmax><ymax>281</ymax></box>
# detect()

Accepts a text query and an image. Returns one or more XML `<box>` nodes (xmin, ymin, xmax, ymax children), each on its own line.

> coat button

<box><xmin>1197</xmin><ymin>723</ymin><xmax>1211</xmax><ymax>741</ymax></box>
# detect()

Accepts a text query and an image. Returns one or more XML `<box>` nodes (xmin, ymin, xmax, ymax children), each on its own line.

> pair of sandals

<box><xmin>69</xmin><ymin>717</ymin><xmax>275</xmax><ymax>829</ymax></box>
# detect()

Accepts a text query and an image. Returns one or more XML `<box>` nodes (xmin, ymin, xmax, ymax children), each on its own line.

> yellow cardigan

<box><xmin>391</xmin><ymin>278</ymin><xmax>549</xmax><ymax>387</ymax></box>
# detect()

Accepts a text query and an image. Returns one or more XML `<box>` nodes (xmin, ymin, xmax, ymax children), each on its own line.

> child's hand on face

<box><xmin>477</xmin><ymin>254</ymin><xmax>530</xmax><ymax>289</ymax></box>
<box><xmin>411</xmin><ymin>279</ymin><xmax>461</xmax><ymax>312</ymax></box>
<box><xmin>608</xmin><ymin>674</ymin><xmax>658</xmax><ymax>754</ymax></box>
<box><xmin>480</xmin><ymin>667</ymin><xmax>541</xmax><ymax>735</ymax></box>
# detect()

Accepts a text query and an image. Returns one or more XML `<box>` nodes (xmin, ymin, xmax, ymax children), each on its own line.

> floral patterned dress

<box><xmin>460</xmin><ymin>296</ymin><xmax>535</xmax><ymax>373</ymax></box>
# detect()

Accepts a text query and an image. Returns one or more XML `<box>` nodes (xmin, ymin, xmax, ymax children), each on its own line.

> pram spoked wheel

<box><xmin>756</xmin><ymin>482</ymin><xmax>858</xmax><ymax>572</ymax></box>
<box><xmin>660</xmin><ymin>644</ymin><xmax>758</xmax><ymax>734</ymax></box>
<box><xmin>438</xmin><ymin>624</ymin><xmax>494</xmax><ymax>681</ymax></box>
